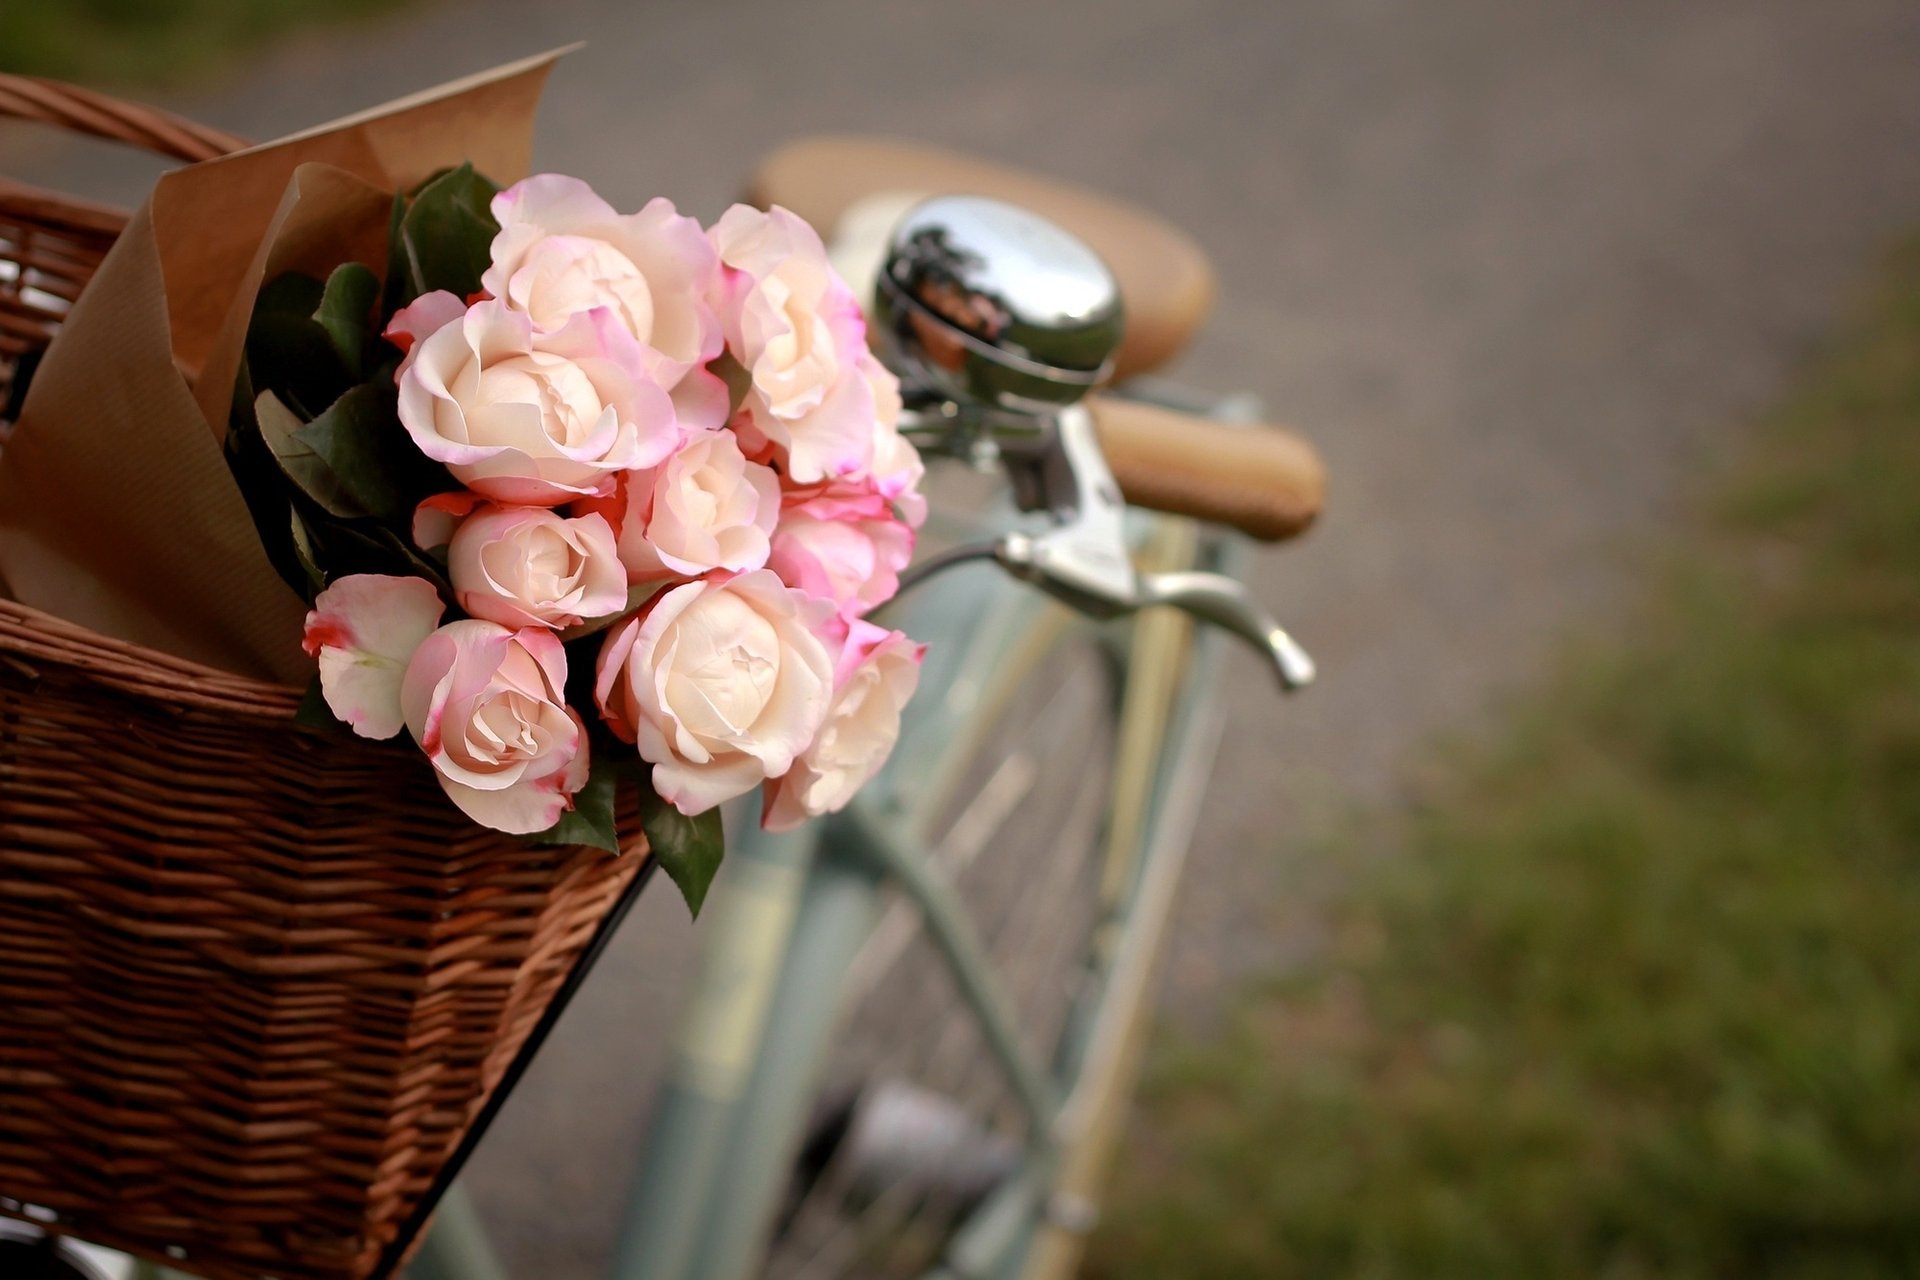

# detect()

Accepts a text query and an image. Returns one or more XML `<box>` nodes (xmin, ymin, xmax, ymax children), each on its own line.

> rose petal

<box><xmin>412</xmin><ymin>490</ymin><xmax>484</xmax><ymax>551</ymax></box>
<box><xmin>304</xmin><ymin>574</ymin><xmax>446</xmax><ymax>740</ymax></box>
<box><xmin>385</xmin><ymin>289</ymin><xmax>468</xmax><ymax>363</ymax></box>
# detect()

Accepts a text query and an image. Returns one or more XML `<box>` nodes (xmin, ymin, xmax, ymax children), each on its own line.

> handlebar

<box><xmin>898</xmin><ymin>401</ymin><xmax>1317</xmax><ymax>691</ymax></box>
<box><xmin>1087</xmin><ymin>397</ymin><xmax>1324</xmax><ymax>543</ymax></box>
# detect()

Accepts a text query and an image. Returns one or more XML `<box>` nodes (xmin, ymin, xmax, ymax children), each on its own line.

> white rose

<box><xmin>391</xmin><ymin>294</ymin><xmax>678</xmax><ymax>504</ymax></box>
<box><xmin>709</xmin><ymin>204</ymin><xmax>876</xmax><ymax>484</ymax></box>
<box><xmin>762</xmin><ymin>621</ymin><xmax>925</xmax><ymax>832</ymax></box>
<box><xmin>594</xmin><ymin>569</ymin><xmax>834</xmax><ymax>814</ymax></box>
<box><xmin>447</xmin><ymin>504</ymin><xmax>628</xmax><ymax>629</ymax></box>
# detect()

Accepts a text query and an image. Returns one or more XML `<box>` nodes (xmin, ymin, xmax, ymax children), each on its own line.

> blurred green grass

<box><xmin>0</xmin><ymin>0</ymin><xmax>416</xmax><ymax>88</ymax></box>
<box><xmin>1089</xmin><ymin>242</ymin><xmax>1920</xmax><ymax>1279</ymax></box>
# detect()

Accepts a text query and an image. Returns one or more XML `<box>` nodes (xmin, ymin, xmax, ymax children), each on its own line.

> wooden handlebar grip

<box><xmin>1087</xmin><ymin>397</ymin><xmax>1325</xmax><ymax>542</ymax></box>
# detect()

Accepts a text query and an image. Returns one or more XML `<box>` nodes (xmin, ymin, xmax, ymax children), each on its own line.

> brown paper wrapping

<box><xmin>0</xmin><ymin>50</ymin><xmax>566</xmax><ymax>684</ymax></box>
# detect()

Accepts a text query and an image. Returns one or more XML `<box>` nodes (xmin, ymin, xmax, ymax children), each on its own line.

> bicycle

<box><xmin>60</xmin><ymin>137</ymin><xmax>1322</xmax><ymax>1280</ymax></box>
<box><xmin>435</xmin><ymin>139</ymin><xmax>1317</xmax><ymax>1280</ymax></box>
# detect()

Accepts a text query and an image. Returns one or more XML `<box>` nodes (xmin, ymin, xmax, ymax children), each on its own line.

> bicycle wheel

<box><xmin>760</xmin><ymin>610</ymin><xmax>1127</xmax><ymax>1280</ymax></box>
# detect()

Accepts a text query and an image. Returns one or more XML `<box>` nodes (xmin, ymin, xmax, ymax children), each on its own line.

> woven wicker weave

<box><xmin>0</xmin><ymin>76</ymin><xmax>647</xmax><ymax>1280</ymax></box>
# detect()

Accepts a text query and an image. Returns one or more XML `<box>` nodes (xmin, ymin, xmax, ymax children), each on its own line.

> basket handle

<box><xmin>0</xmin><ymin>74</ymin><xmax>245</xmax><ymax>164</ymax></box>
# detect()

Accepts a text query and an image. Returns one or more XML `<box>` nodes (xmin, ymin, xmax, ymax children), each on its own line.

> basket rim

<box><xmin>0</xmin><ymin>594</ymin><xmax>302</xmax><ymax>718</ymax></box>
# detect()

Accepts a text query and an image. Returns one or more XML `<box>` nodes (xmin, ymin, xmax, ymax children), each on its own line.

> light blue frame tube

<box><xmin>606</xmin><ymin>817</ymin><xmax>845</xmax><ymax>1280</ymax></box>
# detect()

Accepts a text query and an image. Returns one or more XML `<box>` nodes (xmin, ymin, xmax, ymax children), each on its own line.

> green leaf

<box><xmin>245</xmin><ymin>306</ymin><xmax>350</xmax><ymax>420</ymax></box>
<box><xmin>382</xmin><ymin>190</ymin><xmax>415</xmax><ymax>312</ymax></box>
<box><xmin>293</xmin><ymin>676</ymin><xmax>339</xmax><ymax>730</ymax></box>
<box><xmin>293</xmin><ymin>383</ymin><xmax>420</xmax><ymax>525</ymax></box>
<box><xmin>225</xmin><ymin>380</ymin><xmax>315</xmax><ymax>601</ymax></box>
<box><xmin>288</xmin><ymin>505</ymin><xmax>327</xmax><ymax>596</ymax></box>
<box><xmin>296</xmin><ymin>518</ymin><xmax>452</xmax><ymax>596</ymax></box>
<box><xmin>369</xmin><ymin>525</ymin><xmax>457</xmax><ymax>597</ymax></box>
<box><xmin>530</xmin><ymin>756</ymin><xmax>623</xmax><ymax>854</ymax></box>
<box><xmin>254</xmin><ymin>271</ymin><xmax>325</xmax><ymax>318</ymax></box>
<box><xmin>257</xmin><ymin>389</ymin><xmax>366</xmax><ymax>518</ymax></box>
<box><xmin>395</xmin><ymin>163</ymin><xmax>501</xmax><ymax>304</ymax></box>
<box><xmin>641</xmin><ymin>789</ymin><xmax>725</xmax><ymax>917</ymax></box>
<box><xmin>261</xmin><ymin>381</ymin><xmax>450</xmax><ymax>531</ymax></box>
<box><xmin>313</xmin><ymin>262</ymin><xmax>380</xmax><ymax>380</ymax></box>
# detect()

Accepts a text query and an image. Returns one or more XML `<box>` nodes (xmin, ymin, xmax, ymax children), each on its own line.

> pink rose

<box><xmin>767</xmin><ymin>489</ymin><xmax>915</xmax><ymax>617</ymax></box>
<box><xmin>595</xmin><ymin>569</ymin><xmax>834</xmax><ymax>815</ymax></box>
<box><xmin>447</xmin><ymin>504</ymin><xmax>628</xmax><ymax>629</ymax></box>
<box><xmin>581</xmin><ymin>429</ymin><xmax>780</xmax><ymax>581</ymax></box>
<box><xmin>762</xmin><ymin>620</ymin><xmax>925</xmax><ymax>832</ymax></box>
<box><xmin>485</xmin><ymin>175</ymin><xmax>729</xmax><ymax>431</ymax></box>
<box><xmin>390</xmin><ymin>294</ymin><xmax>678</xmax><ymax>504</ymax></box>
<box><xmin>860</xmin><ymin>351</ymin><xmax>927</xmax><ymax>528</ymax></box>
<box><xmin>709</xmin><ymin>204</ymin><xmax>876</xmax><ymax>484</ymax></box>
<box><xmin>304</xmin><ymin>573</ymin><xmax>447</xmax><ymax>739</ymax></box>
<box><xmin>401</xmin><ymin>620</ymin><xmax>589</xmax><ymax>834</ymax></box>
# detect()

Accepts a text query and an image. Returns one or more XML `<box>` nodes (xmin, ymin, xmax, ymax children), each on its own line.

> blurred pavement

<box><xmin>7</xmin><ymin>2</ymin><xmax>1920</xmax><ymax>1274</ymax></box>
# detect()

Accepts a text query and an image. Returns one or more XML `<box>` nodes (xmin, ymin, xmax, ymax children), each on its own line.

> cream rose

<box><xmin>595</xmin><ymin>569</ymin><xmax>834</xmax><ymax>815</ymax></box>
<box><xmin>401</xmin><ymin>620</ymin><xmax>589</xmax><ymax>834</ymax></box>
<box><xmin>391</xmin><ymin>294</ymin><xmax>678</xmax><ymax>504</ymax></box>
<box><xmin>767</xmin><ymin>489</ymin><xmax>915</xmax><ymax>618</ymax></box>
<box><xmin>710</xmin><ymin>204</ymin><xmax>877</xmax><ymax>484</ymax></box>
<box><xmin>485</xmin><ymin>175</ymin><xmax>729</xmax><ymax>431</ymax></box>
<box><xmin>447</xmin><ymin>504</ymin><xmax>628</xmax><ymax>629</ymax></box>
<box><xmin>583</xmin><ymin>429</ymin><xmax>781</xmax><ymax>581</ymax></box>
<box><xmin>762</xmin><ymin>621</ymin><xmax>925</xmax><ymax>832</ymax></box>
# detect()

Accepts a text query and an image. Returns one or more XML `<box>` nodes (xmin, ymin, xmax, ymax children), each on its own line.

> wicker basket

<box><xmin>0</xmin><ymin>76</ymin><xmax>648</xmax><ymax>1280</ymax></box>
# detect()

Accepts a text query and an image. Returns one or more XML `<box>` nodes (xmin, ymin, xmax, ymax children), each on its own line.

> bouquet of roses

<box><xmin>227</xmin><ymin>164</ymin><xmax>927</xmax><ymax>907</ymax></box>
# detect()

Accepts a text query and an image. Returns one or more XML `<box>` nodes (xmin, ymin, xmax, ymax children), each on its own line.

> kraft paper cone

<box><xmin>196</xmin><ymin>162</ymin><xmax>397</xmax><ymax>438</ymax></box>
<box><xmin>0</xmin><ymin>51</ymin><xmax>565</xmax><ymax>684</ymax></box>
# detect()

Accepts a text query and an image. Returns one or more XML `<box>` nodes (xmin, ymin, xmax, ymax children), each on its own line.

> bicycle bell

<box><xmin>874</xmin><ymin>195</ymin><xmax>1125</xmax><ymax>413</ymax></box>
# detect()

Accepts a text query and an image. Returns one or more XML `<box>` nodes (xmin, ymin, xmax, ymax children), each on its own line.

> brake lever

<box><xmin>1130</xmin><ymin>570</ymin><xmax>1316</xmax><ymax>690</ymax></box>
<box><xmin>991</xmin><ymin>405</ymin><xmax>1315</xmax><ymax>692</ymax></box>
